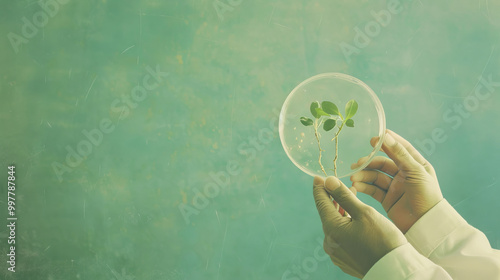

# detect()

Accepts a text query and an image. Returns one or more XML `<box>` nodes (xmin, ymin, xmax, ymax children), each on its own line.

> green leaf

<box><xmin>345</xmin><ymin>119</ymin><xmax>354</xmax><ymax>127</ymax></box>
<box><xmin>315</xmin><ymin>108</ymin><xmax>330</xmax><ymax>117</ymax></box>
<box><xmin>300</xmin><ymin>117</ymin><xmax>314</xmax><ymax>126</ymax></box>
<box><xmin>310</xmin><ymin>101</ymin><xmax>320</xmax><ymax>118</ymax></box>
<box><xmin>323</xmin><ymin>119</ymin><xmax>336</xmax><ymax>131</ymax></box>
<box><xmin>345</xmin><ymin>100</ymin><xmax>358</xmax><ymax>120</ymax></box>
<box><xmin>321</xmin><ymin>101</ymin><xmax>340</xmax><ymax>116</ymax></box>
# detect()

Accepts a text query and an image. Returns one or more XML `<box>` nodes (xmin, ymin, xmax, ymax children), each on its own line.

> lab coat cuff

<box><xmin>363</xmin><ymin>243</ymin><xmax>437</xmax><ymax>280</ymax></box>
<box><xmin>404</xmin><ymin>199</ymin><xmax>467</xmax><ymax>257</ymax></box>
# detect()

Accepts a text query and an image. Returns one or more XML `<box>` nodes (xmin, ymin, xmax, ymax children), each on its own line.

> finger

<box><xmin>370</xmin><ymin>136</ymin><xmax>386</xmax><ymax>154</ymax></box>
<box><xmin>352</xmin><ymin>182</ymin><xmax>386</xmax><ymax>204</ymax></box>
<box><xmin>325</xmin><ymin>177</ymin><xmax>367</xmax><ymax>219</ymax></box>
<box><xmin>350</xmin><ymin>170</ymin><xmax>392</xmax><ymax>190</ymax></box>
<box><xmin>342</xmin><ymin>187</ymin><xmax>358</xmax><ymax>217</ymax></box>
<box><xmin>387</xmin><ymin>129</ymin><xmax>426</xmax><ymax>165</ymax></box>
<box><xmin>314</xmin><ymin>175</ymin><xmax>325</xmax><ymax>188</ymax></box>
<box><xmin>379</xmin><ymin>130</ymin><xmax>423</xmax><ymax>172</ymax></box>
<box><xmin>313</xmin><ymin>176</ymin><xmax>343</xmax><ymax>225</ymax></box>
<box><xmin>349</xmin><ymin>186</ymin><xmax>357</xmax><ymax>196</ymax></box>
<box><xmin>350</xmin><ymin>155</ymin><xmax>369</xmax><ymax>170</ymax></box>
<box><xmin>355</xmin><ymin>156</ymin><xmax>399</xmax><ymax>177</ymax></box>
<box><xmin>337</xmin><ymin>188</ymin><xmax>357</xmax><ymax>216</ymax></box>
<box><xmin>387</xmin><ymin>130</ymin><xmax>435</xmax><ymax>175</ymax></box>
<box><xmin>380</xmin><ymin>130</ymin><xmax>436</xmax><ymax>176</ymax></box>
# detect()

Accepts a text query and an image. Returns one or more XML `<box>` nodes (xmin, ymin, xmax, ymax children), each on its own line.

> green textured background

<box><xmin>1</xmin><ymin>0</ymin><xmax>499</xmax><ymax>279</ymax></box>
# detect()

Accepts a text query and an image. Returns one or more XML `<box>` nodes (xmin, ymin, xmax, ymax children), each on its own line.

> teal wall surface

<box><xmin>1</xmin><ymin>0</ymin><xmax>499</xmax><ymax>279</ymax></box>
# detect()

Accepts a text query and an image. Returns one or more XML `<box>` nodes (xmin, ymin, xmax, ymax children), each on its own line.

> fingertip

<box><xmin>352</xmin><ymin>156</ymin><xmax>369</xmax><ymax>170</ymax></box>
<box><xmin>350</xmin><ymin>172</ymin><xmax>360</xmax><ymax>182</ymax></box>
<box><xmin>370</xmin><ymin>136</ymin><xmax>380</xmax><ymax>147</ymax></box>
<box><xmin>351</xmin><ymin>181</ymin><xmax>362</xmax><ymax>193</ymax></box>
<box><xmin>384</xmin><ymin>131</ymin><xmax>396</xmax><ymax>147</ymax></box>
<box><xmin>313</xmin><ymin>176</ymin><xmax>324</xmax><ymax>187</ymax></box>
<box><xmin>325</xmin><ymin>176</ymin><xmax>341</xmax><ymax>192</ymax></box>
<box><xmin>350</xmin><ymin>162</ymin><xmax>357</xmax><ymax>170</ymax></box>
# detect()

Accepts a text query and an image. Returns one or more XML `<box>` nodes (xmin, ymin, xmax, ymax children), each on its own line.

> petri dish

<box><xmin>279</xmin><ymin>73</ymin><xmax>386</xmax><ymax>178</ymax></box>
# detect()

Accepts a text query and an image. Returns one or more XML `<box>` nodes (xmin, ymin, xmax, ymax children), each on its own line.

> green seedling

<box><xmin>300</xmin><ymin>99</ymin><xmax>358</xmax><ymax>177</ymax></box>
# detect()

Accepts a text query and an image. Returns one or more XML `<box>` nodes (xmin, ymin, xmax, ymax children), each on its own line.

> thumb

<box><xmin>313</xmin><ymin>176</ymin><xmax>341</xmax><ymax>225</ymax></box>
<box><xmin>325</xmin><ymin>177</ymin><xmax>366</xmax><ymax>219</ymax></box>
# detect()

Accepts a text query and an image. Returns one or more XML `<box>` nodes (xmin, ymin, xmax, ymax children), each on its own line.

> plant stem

<box><xmin>314</xmin><ymin>119</ymin><xmax>327</xmax><ymax>177</ymax></box>
<box><xmin>333</xmin><ymin>136</ymin><xmax>339</xmax><ymax>177</ymax></box>
<box><xmin>331</xmin><ymin>121</ymin><xmax>345</xmax><ymax>177</ymax></box>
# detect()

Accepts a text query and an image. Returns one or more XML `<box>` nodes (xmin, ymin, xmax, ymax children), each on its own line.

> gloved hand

<box><xmin>313</xmin><ymin>176</ymin><xmax>407</xmax><ymax>278</ymax></box>
<box><xmin>350</xmin><ymin>129</ymin><xmax>444</xmax><ymax>233</ymax></box>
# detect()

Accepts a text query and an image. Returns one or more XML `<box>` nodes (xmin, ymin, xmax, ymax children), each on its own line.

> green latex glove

<box><xmin>313</xmin><ymin>176</ymin><xmax>407</xmax><ymax>278</ymax></box>
<box><xmin>350</xmin><ymin>129</ymin><xmax>444</xmax><ymax>233</ymax></box>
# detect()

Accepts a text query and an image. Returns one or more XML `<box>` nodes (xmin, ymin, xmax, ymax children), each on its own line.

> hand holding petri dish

<box><xmin>279</xmin><ymin>73</ymin><xmax>386</xmax><ymax>179</ymax></box>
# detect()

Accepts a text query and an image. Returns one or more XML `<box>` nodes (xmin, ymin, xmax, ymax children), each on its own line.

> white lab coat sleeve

<box><xmin>405</xmin><ymin>199</ymin><xmax>500</xmax><ymax>279</ymax></box>
<box><xmin>363</xmin><ymin>243</ymin><xmax>453</xmax><ymax>279</ymax></box>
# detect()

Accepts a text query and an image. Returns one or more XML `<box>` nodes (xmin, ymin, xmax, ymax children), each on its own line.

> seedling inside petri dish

<box><xmin>300</xmin><ymin>99</ymin><xmax>358</xmax><ymax>177</ymax></box>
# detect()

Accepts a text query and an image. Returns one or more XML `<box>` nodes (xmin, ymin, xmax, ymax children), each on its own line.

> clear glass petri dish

<box><xmin>279</xmin><ymin>73</ymin><xmax>386</xmax><ymax>178</ymax></box>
